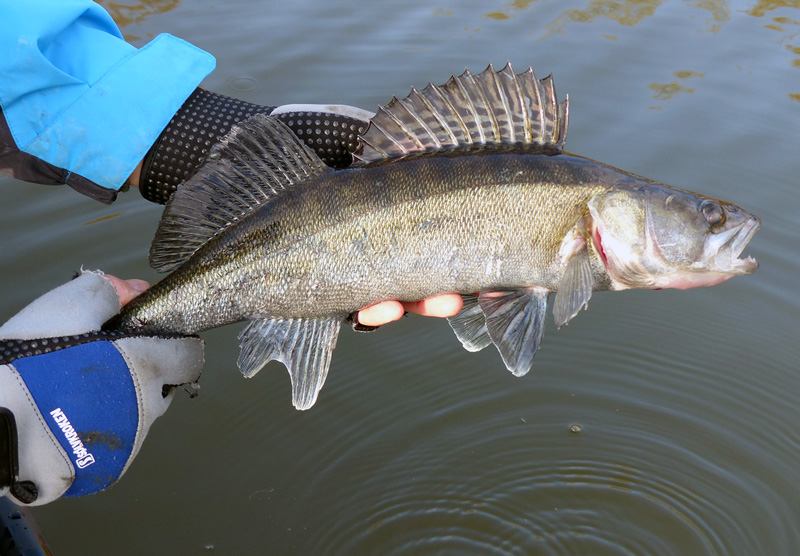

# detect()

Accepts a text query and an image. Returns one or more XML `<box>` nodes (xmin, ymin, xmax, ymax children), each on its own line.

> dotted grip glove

<box><xmin>139</xmin><ymin>88</ymin><xmax>373</xmax><ymax>204</ymax></box>
<box><xmin>0</xmin><ymin>271</ymin><xmax>204</xmax><ymax>505</ymax></box>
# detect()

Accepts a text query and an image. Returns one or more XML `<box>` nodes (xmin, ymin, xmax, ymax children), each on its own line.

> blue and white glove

<box><xmin>0</xmin><ymin>271</ymin><xmax>204</xmax><ymax>505</ymax></box>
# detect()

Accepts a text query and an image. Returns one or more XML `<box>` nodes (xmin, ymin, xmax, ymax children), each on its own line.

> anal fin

<box><xmin>238</xmin><ymin>316</ymin><xmax>342</xmax><ymax>410</ymax></box>
<box><xmin>478</xmin><ymin>289</ymin><xmax>548</xmax><ymax>377</ymax></box>
<box><xmin>447</xmin><ymin>294</ymin><xmax>491</xmax><ymax>352</ymax></box>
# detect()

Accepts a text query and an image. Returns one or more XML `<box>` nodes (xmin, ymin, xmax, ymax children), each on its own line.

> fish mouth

<box><xmin>707</xmin><ymin>215</ymin><xmax>760</xmax><ymax>274</ymax></box>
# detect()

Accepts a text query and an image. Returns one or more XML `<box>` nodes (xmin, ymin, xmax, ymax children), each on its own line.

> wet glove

<box><xmin>0</xmin><ymin>271</ymin><xmax>204</xmax><ymax>505</ymax></box>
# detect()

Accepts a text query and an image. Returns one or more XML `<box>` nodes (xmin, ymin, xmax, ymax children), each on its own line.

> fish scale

<box><xmin>116</xmin><ymin>148</ymin><xmax>610</xmax><ymax>329</ymax></box>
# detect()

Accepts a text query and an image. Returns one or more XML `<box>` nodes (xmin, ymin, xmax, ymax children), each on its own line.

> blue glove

<box><xmin>0</xmin><ymin>2</ymin><xmax>373</xmax><ymax>204</ymax></box>
<box><xmin>0</xmin><ymin>271</ymin><xmax>204</xmax><ymax>505</ymax></box>
<box><xmin>0</xmin><ymin>1</ymin><xmax>215</xmax><ymax>202</ymax></box>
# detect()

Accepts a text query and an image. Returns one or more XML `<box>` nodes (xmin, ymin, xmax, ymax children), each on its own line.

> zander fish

<box><xmin>105</xmin><ymin>63</ymin><xmax>760</xmax><ymax>409</ymax></box>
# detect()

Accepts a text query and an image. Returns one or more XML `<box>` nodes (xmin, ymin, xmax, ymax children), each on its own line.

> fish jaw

<box><xmin>700</xmin><ymin>214</ymin><xmax>760</xmax><ymax>275</ymax></box>
<box><xmin>650</xmin><ymin>267</ymin><xmax>745</xmax><ymax>290</ymax></box>
<box><xmin>651</xmin><ymin>214</ymin><xmax>760</xmax><ymax>290</ymax></box>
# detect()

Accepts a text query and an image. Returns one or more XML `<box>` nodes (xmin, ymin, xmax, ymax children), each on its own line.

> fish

<box><xmin>104</xmin><ymin>63</ymin><xmax>760</xmax><ymax>410</ymax></box>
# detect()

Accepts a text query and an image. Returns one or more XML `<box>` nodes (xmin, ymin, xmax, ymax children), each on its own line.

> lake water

<box><xmin>2</xmin><ymin>0</ymin><xmax>799</xmax><ymax>554</ymax></box>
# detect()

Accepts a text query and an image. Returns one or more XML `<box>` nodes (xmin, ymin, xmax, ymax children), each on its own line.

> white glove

<box><xmin>0</xmin><ymin>270</ymin><xmax>204</xmax><ymax>505</ymax></box>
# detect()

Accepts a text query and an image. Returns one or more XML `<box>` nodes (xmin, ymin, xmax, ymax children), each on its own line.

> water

<box><xmin>2</xmin><ymin>0</ymin><xmax>799</xmax><ymax>554</ymax></box>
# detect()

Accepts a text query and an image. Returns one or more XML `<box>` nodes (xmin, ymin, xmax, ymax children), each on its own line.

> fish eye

<box><xmin>700</xmin><ymin>200</ymin><xmax>725</xmax><ymax>227</ymax></box>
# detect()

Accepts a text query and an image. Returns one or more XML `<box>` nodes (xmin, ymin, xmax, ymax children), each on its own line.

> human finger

<box><xmin>356</xmin><ymin>293</ymin><xmax>463</xmax><ymax>328</ymax></box>
<box><xmin>104</xmin><ymin>274</ymin><xmax>150</xmax><ymax>306</ymax></box>
<box><xmin>401</xmin><ymin>293</ymin><xmax>463</xmax><ymax>318</ymax></box>
<box><xmin>356</xmin><ymin>300</ymin><xmax>406</xmax><ymax>327</ymax></box>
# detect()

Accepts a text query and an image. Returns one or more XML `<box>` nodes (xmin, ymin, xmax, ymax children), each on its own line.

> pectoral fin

<box><xmin>447</xmin><ymin>294</ymin><xmax>492</xmax><ymax>352</ymax></box>
<box><xmin>478</xmin><ymin>289</ymin><xmax>548</xmax><ymax>377</ymax></box>
<box><xmin>238</xmin><ymin>317</ymin><xmax>342</xmax><ymax>410</ymax></box>
<box><xmin>552</xmin><ymin>245</ymin><xmax>593</xmax><ymax>328</ymax></box>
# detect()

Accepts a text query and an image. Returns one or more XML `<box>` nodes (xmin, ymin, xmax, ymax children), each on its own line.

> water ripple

<box><xmin>248</xmin><ymin>313</ymin><xmax>800</xmax><ymax>556</ymax></box>
<box><xmin>289</xmin><ymin>404</ymin><xmax>798</xmax><ymax>555</ymax></box>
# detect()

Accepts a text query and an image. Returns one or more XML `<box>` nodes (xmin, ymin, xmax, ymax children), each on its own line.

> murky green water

<box><xmin>2</xmin><ymin>0</ymin><xmax>799</xmax><ymax>554</ymax></box>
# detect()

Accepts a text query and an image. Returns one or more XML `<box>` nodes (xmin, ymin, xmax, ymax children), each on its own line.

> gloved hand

<box><xmin>0</xmin><ymin>2</ymin><xmax>374</xmax><ymax>204</ymax></box>
<box><xmin>136</xmin><ymin>88</ymin><xmax>374</xmax><ymax>204</ymax></box>
<box><xmin>0</xmin><ymin>270</ymin><xmax>203</xmax><ymax>505</ymax></box>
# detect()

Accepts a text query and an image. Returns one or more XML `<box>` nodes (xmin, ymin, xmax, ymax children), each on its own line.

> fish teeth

<box><xmin>731</xmin><ymin>218</ymin><xmax>760</xmax><ymax>260</ymax></box>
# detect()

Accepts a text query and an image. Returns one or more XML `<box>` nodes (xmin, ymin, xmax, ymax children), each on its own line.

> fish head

<box><xmin>587</xmin><ymin>185</ymin><xmax>760</xmax><ymax>290</ymax></box>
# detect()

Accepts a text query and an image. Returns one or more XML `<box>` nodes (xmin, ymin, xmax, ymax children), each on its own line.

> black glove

<box><xmin>138</xmin><ymin>88</ymin><xmax>373</xmax><ymax>203</ymax></box>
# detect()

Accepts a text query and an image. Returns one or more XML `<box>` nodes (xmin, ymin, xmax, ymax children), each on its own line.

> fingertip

<box><xmin>104</xmin><ymin>274</ymin><xmax>150</xmax><ymax>306</ymax></box>
<box><xmin>430</xmin><ymin>293</ymin><xmax>464</xmax><ymax>317</ymax></box>
<box><xmin>357</xmin><ymin>301</ymin><xmax>405</xmax><ymax>327</ymax></box>
<box><xmin>405</xmin><ymin>293</ymin><xmax>463</xmax><ymax>318</ymax></box>
<box><xmin>127</xmin><ymin>279</ymin><xmax>150</xmax><ymax>293</ymax></box>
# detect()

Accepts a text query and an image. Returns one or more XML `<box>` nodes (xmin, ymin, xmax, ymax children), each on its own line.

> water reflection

<box><xmin>287</xmin><ymin>377</ymin><xmax>797</xmax><ymax>554</ymax></box>
<box><xmin>482</xmin><ymin>0</ymin><xmax>547</xmax><ymax>21</ymax></box>
<box><xmin>693</xmin><ymin>0</ymin><xmax>731</xmax><ymax>32</ymax></box>
<box><xmin>543</xmin><ymin>0</ymin><xmax>663</xmax><ymax>37</ymax></box>
<box><xmin>648</xmin><ymin>70</ymin><xmax>705</xmax><ymax>108</ymax></box>
<box><xmin>95</xmin><ymin>0</ymin><xmax>181</xmax><ymax>28</ymax></box>
<box><xmin>744</xmin><ymin>2</ymin><xmax>800</xmax><ymax>99</ymax></box>
<box><xmin>542</xmin><ymin>0</ymin><xmax>732</xmax><ymax>31</ymax></box>
<box><xmin>747</xmin><ymin>0</ymin><xmax>800</xmax><ymax>18</ymax></box>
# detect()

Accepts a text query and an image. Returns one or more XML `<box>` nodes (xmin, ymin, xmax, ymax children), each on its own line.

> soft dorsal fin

<box><xmin>353</xmin><ymin>62</ymin><xmax>569</xmax><ymax>164</ymax></box>
<box><xmin>150</xmin><ymin>114</ymin><xmax>331</xmax><ymax>272</ymax></box>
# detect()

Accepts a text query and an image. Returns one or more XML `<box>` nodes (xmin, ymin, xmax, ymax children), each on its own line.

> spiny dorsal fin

<box><xmin>149</xmin><ymin>114</ymin><xmax>331</xmax><ymax>272</ymax></box>
<box><xmin>353</xmin><ymin>62</ymin><xmax>569</xmax><ymax>165</ymax></box>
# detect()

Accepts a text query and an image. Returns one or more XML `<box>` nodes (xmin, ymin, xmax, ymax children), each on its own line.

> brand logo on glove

<box><xmin>49</xmin><ymin>408</ymin><xmax>96</xmax><ymax>469</ymax></box>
